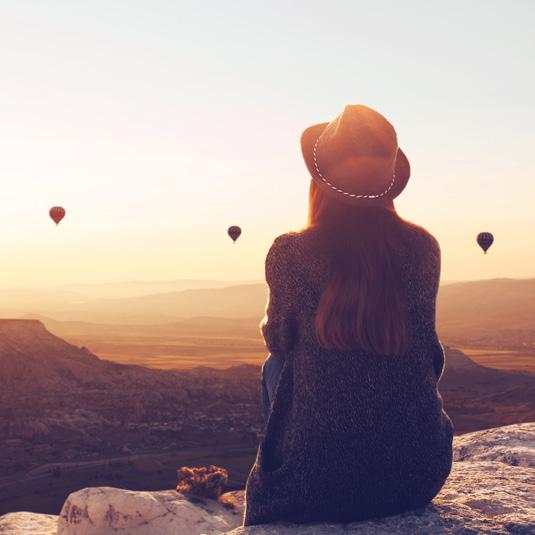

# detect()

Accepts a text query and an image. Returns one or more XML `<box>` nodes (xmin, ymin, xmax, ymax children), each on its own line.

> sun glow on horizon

<box><xmin>1</xmin><ymin>1</ymin><xmax>534</xmax><ymax>285</ymax></box>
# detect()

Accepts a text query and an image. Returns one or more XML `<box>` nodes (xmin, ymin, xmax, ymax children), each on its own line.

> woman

<box><xmin>243</xmin><ymin>104</ymin><xmax>454</xmax><ymax>526</ymax></box>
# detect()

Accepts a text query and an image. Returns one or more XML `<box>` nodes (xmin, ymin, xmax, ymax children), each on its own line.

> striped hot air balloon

<box><xmin>49</xmin><ymin>206</ymin><xmax>66</xmax><ymax>226</ymax></box>
<box><xmin>477</xmin><ymin>232</ymin><xmax>494</xmax><ymax>254</ymax></box>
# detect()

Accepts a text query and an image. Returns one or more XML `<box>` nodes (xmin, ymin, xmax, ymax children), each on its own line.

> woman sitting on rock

<box><xmin>243</xmin><ymin>104</ymin><xmax>454</xmax><ymax>526</ymax></box>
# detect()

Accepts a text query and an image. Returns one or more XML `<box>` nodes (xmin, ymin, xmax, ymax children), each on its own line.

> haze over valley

<box><xmin>1</xmin><ymin>277</ymin><xmax>534</xmax><ymax>372</ymax></box>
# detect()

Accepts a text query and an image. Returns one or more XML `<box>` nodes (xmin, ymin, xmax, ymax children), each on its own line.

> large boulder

<box><xmin>56</xmin><ymin>487</ymin><xmax>244</xmax><ymax>535</ymax></box>
<box><xmin>0</xmin><ymin>512</ymin><xmax>57</xmax><ymax>534</ymax></box>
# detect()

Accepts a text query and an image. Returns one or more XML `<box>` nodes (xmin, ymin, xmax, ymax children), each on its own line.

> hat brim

<box><xmin>300</xmin><ymin>122</ymin><xmax>410</xmax><ymax>206</ymax></box>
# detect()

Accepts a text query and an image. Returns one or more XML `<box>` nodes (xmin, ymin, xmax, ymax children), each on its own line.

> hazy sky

<box><xmin>1</xmin><ymin>1</ymin><xmax>534</xmax><ymax>285</ymax></box>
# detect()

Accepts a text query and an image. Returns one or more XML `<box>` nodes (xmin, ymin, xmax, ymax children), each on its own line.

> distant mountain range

<box><xmin>2</xmin><ymin>278</ymin><xmax>534</xmax><ymax>337</ymax></box>
<box><xmin>0</xmin><ymin>279</ymin><xmax>263</xmax><ymax>301</ymax></box>
<box><xmin>0</xmin><ymin>284</ymin><xmax>267</xmax><ymax>324</ymax></box>
<box><xmin>437</xmin><ymin>278</ymin><xmax>535</xmax><ymax>348</ymax></box>
<box><xmin>58</xmin><ymin>279</ymin><xmax>264</xmax><ymax>299</ymax></box>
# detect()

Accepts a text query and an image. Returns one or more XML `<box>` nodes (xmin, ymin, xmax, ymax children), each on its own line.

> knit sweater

<box><xmin>243</xmin><ymin>223</ymin><xmax>454</xmax><ymax>526</ymax></box>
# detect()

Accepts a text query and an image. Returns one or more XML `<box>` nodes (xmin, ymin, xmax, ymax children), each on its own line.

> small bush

<box><xmin>176</xmin><ymin>464</ymin><xmax>228</xmax><ymax>499</ymax></box>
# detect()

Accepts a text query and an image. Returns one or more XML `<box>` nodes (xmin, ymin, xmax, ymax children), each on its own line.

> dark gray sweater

<box><xmin>243</xmin><ymin>224</ymin><xmax>454</xmax><ymax>526</ymax></box>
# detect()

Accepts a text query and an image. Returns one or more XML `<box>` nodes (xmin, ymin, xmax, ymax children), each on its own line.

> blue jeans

<box><xmin>261</xmin><ymin>353</ymin><xmax>284</xmax><ymax>424</ymax></box>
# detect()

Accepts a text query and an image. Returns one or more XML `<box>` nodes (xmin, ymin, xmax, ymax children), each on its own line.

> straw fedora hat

<box><xmin>301</xmin><ymin>104</ymin><xmax>410</xmax><ymax>206</ymax></box>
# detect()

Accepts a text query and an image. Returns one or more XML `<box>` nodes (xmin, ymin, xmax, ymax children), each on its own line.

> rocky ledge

<box><xmin>1</xmin><ymin>423</ymin><xmax>533</xmax><ymax>535</ymax></box>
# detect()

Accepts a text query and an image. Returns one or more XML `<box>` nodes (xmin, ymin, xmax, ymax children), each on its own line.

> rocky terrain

<box><xmin>438</xmin><ymin>347</ymin><xmax>535</xmax><ymax>433</ymax></box>
<box><xmin>1</xmin><ymin>423</ymin><xmax>533</xmax><ymax>534</ymax></box>
<box><xmin>1</xmin><ymin>319</ymin><xmax>535</xmax><ymax>515</ymax></box>
<box><xmin>0</xmin><ymin>320</ymin><xmax>263</xmax><ymax>514</ymax></box>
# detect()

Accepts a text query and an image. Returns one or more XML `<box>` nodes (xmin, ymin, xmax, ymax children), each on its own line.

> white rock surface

<box><xmin>453</xmin><ymin>422</ymin><xmax>535</xmax><ymax>467</ymax></box>
<box><xmin>56</xmin><ymin>487</ymin><xmax>244</xmax><ymax>535</ymax></box>
<box><xmin>0</xmin><ymin>423</ymin><xmax>534</xmax><ymax>535</ymax></box>
<box><xmin>0</xmin><ymin>512</ymin><xmax>57</xmax><ymax>534</ymax></box>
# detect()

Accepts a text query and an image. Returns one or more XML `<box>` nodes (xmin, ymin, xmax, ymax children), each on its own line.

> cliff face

<box><xmin>0</xmin><ymin>319</ymin><xmax>259</xmax><ymax>393</ymax></box>
<box><xmin>440</xmin><ymin>346</ymin><xmax>535</xmax><ymax>434</ymax></box>
<box><xmin>0</xmin><ymin>319</ymin><xmax>100</xmax><ymax>391</ymax></box>
<box><xmin>0</xmin><ymin>423</ymin><xmax>534</xmax><ymax>535</ymax></box>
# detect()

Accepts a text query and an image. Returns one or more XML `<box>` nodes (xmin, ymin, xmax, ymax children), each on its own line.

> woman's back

<box><xmin>292</xmin><ymin>222</ymin><xmax>448</xmax><ymax>429</ymax></box>
<box><xmin>244</xmin><ymin>104</ymin><xmax>454</xmax><ymax>526</ymax></box>
<box><xmin>244</xmin><ymin>222</ymin><xmax>454</xmax><ymax>525</ymax></box>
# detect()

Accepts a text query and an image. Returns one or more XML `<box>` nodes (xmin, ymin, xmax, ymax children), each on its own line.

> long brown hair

<box><xmin>308</xmin><ymin>180</ymin><xmax>410</xmax><ymax>356</ymax></box>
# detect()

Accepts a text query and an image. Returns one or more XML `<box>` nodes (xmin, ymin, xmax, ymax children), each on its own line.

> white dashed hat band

<box><xmin>301</xmin><ymin>104</ymin><xmax>410</xmax><ymax>206</ymax></box>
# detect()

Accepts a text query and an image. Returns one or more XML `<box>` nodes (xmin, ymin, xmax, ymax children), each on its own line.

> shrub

<box><xmin>176</xmin><ymin>464</ymin><xmax>228</xmax><ymax>499</ymax></box>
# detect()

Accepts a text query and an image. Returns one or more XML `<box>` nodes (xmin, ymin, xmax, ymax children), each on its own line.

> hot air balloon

<box><xmin>49</xmin><ymin>206</ymin><xmax>66</xmax><ymax>226</ymax></box>
<box><xmin>477</xmin><ymin>232</ymin><xmax>494</xmax><ymax>254</ymax></box>
<box><xmin>228</xmin><ymin>225</ymin><xmax>242</xmax><ymax>243</ymax></box>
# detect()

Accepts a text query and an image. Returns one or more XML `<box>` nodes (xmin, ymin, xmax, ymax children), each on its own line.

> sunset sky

<box><xmin>1</xmin><ymin>1</ymin><xmax>534</xmax><ymax>285</ymax></box>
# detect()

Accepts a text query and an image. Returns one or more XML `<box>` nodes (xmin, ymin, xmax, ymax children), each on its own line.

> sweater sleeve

<box><xmin>419</xmin><ymin>234</ymin><xmax>446</xmax><ymax>382</ymax></box>
<box><xmin>260</xmin><ymin>234</ymin><xmax>298</xmax><ymax>359</ymax></box>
